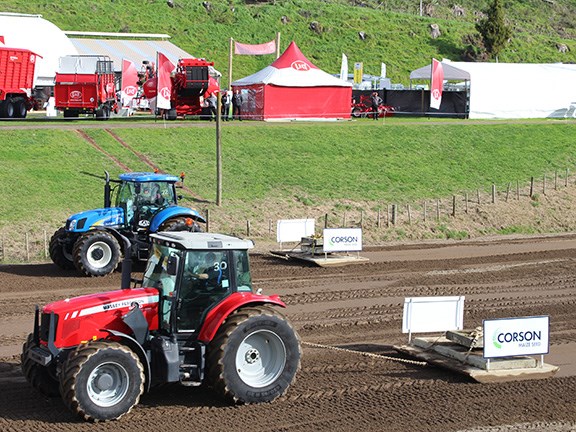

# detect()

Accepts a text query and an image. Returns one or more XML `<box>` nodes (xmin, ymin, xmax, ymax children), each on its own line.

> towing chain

<box><xmin>302</xmin><ymin>341</ymin><xmax>427</xmax><ymax>366</ymax></box>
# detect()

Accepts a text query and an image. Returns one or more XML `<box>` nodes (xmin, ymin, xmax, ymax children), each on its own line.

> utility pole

<box><xmin>420</xmin><ymin>0</ymin><xmax>423</xmax><ymax>16</ymax></box>
<box><xmin>216</xmin><ymin>92</ymin><xmax>222</xmax><ymax>206</ymax></box>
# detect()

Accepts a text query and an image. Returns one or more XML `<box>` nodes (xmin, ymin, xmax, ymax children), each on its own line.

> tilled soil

<box><xmin>1</xmin><ymin>235</ymin><xmax>576</xmax><ymax>431</ymax></box>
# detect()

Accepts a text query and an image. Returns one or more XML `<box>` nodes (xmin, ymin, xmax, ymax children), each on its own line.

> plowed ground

<box><xmin>1</xmin><ymin>235</ymin><xmax>576</xmax><ymax>431</ymax></box>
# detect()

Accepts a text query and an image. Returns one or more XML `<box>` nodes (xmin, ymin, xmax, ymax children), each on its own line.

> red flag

<box><xmin>157</xmin><ymin>52</ymin><xmax>175</xmax><ymax>110</ymax></box>
<box><xmin>0</xmin><ymin>36</ymin><xmax>4</xmax><ymax>45</ymax></box>
<box><xmin>234</xmin><ymin>40</ymin><xmax>276</xmax><ymax>55</ymax></box>
<box><xmin>430</xmin><ymin>58</ymin><xmax>444</xmax><ymax>110</ymax></box>
<box><xmin>121</xmin><ymin>59</ymin><xmax>139</xmax><ymax>107</ymax></box>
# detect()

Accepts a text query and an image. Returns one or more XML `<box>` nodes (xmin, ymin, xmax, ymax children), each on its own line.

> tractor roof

<box><xmin>119</xmin><ymin>172</ymin><xmax>180</xmax><ymax>183</ymax></box>
<box><xmin>151</xmin><ymin>232</ymin><xmax>254</xmax><ymax>251</ymax></box>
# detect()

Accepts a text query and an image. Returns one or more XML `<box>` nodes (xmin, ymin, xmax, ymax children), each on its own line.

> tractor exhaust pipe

<box><xmin>104</xmin><ymin>170</ymin><xmax>111</xmax><ymax>208</ymax></box>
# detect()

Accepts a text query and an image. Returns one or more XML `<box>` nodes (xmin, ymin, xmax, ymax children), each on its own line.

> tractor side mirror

<box><xmin>167</xmin><ymin>254</ymin><xmax>179</xmax><ymax>276</ymax></box>
<box><xmin>135</xmin><ymin>183</ymin><xmax>141</xmax><ymax>194</ymax></box>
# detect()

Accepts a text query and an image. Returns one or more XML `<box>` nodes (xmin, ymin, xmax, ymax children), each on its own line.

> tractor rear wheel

<box><xmin>21</xmin><ymin>333</ymin><xmax>60</xmax><ymax>397</ymax></box>
<box><xmin>73</xmin><ymin>231</ymin><xmax>121</xmax><ymax>277</ymax></box>
<box><xmin>159</xmin><ymin>217</ymin><xmax>202</xmax><ymax>233</ymax></box>
<box><xmin>49</xmin><ymin>227</ymin><xmax>75</xmax><ymax>270</ymax></box>
<box><xmin>207</xmin><ymin>306</ymin><xmax>301</xmax><ymax>404</ymax></box>
<box><xmin>59</xmin><ymin>341</ymin><xmax>144</xmax><ymax>422</ymax></box>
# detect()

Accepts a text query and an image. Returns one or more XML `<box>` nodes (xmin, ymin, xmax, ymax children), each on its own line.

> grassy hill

<box><xmin>2</xmin><ymin>0</ymin><xmax>576</xmax><ymax>86</ymax></box>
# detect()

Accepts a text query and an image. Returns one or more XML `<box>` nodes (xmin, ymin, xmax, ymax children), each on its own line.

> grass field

<box><xmin>2</xmin><ymin>118</ymin><xmax>576</xmax><ymax>237</ymax></box>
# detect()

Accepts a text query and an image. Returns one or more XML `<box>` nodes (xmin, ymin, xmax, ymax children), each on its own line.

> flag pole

<box><xmin>228</xmin><ymin>37</ymin><xmax>233</xmax><ymax>89</ymax></box>
<box><xmin>275</xmin><ymin>32</ymin><xmax>281</xmax><ymax>59</ymax></box>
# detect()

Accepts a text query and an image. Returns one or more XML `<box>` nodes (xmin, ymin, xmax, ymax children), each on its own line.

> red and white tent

<box><xmin>231</xmin><ymin>41</ymin><xmax>352</xmax><ymax>121</ymax></box>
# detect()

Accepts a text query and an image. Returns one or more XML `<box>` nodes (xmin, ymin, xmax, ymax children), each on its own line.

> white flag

<box><xmin>339</xmin><ymin>53</ymin><xmax>348</xmax><ymax>81</ymax></box>
<box><xmin>381</xmin><ymin>63</ymin><xmax>386</xmax><ymax>78</ymax></box>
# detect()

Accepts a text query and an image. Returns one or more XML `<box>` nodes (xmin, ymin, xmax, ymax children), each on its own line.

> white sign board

<box><xmin>402</xmin><ymin>296</ymin><xmax>464</xmax><ymax>334</ymax></box>
<box><xmin>276</xmin><ymin>219</ymin><xmax>315</xmax><ymax>243</ymax></box>
<box><xmin>323</xmin><ymin>228</ymin><xmax>363</xmax><ymax>252</ymax></box>
<box><xmin>483</xmin><ymin>316</ymin><xmax>550</xmax><ymax>358</ymax></box>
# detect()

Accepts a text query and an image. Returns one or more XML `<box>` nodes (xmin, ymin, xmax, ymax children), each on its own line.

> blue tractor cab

<box><xmin>49</xmin><ymin>171</ymin><xmax>205</xmax><ymax>277</ymax></box>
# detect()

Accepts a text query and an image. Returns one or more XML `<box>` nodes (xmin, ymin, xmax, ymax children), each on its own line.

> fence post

<box><xmin>407</xmin><ymin>204</ymin><xmax>412</xmax><ymax>224</ymax></box>
<box><xmin>530</xmin><ymin>177</ymin><xmax>534</xmax><ymax>197</ymax></box>
<box><xmin>25</xmin><ymin>232</ymin><xmax>30</xmax><ymax>262</ymax></box>
<box><xmin>377</xmin><ymin>208</ymin><xmax>381</xmax><ymax>228</ymax></box>
<box><xmin>360</xmin><ymin>211</ymin><xmax>364</xmax><ymax>229</ymax></box>
<box><xmin>44</xmin><ymin>230</ymin><xmax>48</xmax><ymax>258</ymax></box>
<box><xmin>436</xmin><ymin>199</ymin><xmax>440</xmax><ymax>221</ymax></box>
<box><xmin>566</xmin><ymin>168</ymin><xmax>569</xmax><ymax>187</ymax></box>
<box><xmin>391</xmin><ymin>204</ymin><xmax>397</xmax><ymax>225</ymax></box>
<box><xmin>516</xmin><ymin>180</ymin><xmax>520</xmax><ymax>200</ymax></box>
<box><xmin>343</xmin><ymin>212</ymin><xmax>347</xmax><ymax>227</ymax></box>
<box><xmin>452</xmin><ymin>195</ymin><xmax>456</xmax><ymax>217</ymax></box>
<box><xmin>477</xmin><ymin>189</ymin><xmax>480</xmax><ymax>204</ymax></box>
<box><xmin>505</xmin><ymin>182</ymin><xmax>511</xmax><ymax>202</ymax></box>
<box><xmin>205</xmin><ymin>209</ymin><xmax>210</xmax><ymax>233</ymax></box>
<box><xmin>324</xmin><ymin>213</ymin><xmax>328</xmax><ymax>228</ymax></box>
<box><xmin>246</xmin><ymin>220</ymin><xmax>251</xmax><ymax>237</ymax></box>
<box><xmin>491</xmin><ymin>184</ymin><xmax>496</xmax><ymax>204</ymax></box>
<box><xmin>423</xmin><ymin>201</ymin><xmax>427</xmax><ymax>222</ymax></box>
<box><xmin>465</xmin><ymin>193</ymin><xmax>468</xmax><ymax>214</ymax></box>
<box><xmin>386</xmin><ymin>204</ymin><xmax>390</xmax><ymax>228</ymax></box>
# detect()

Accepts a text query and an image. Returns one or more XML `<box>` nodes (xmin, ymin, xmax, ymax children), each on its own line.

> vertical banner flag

<box><xmin>234</xmin><ymin>40</ymin><xmax>276</xmax><ymax>55</ymax></box>
<box><xmin>121</xmin><ymin>59</ymin><xmax>139</xmax><ymax>108</ymax></box>
<box><xmin>353</xmin><ymin>62</ymin><xmax>363</xmax><ymax>84</ymax></box>
<box><xmin>339</xmin><ymin>53</ymin><xmax>348</xmax><ymax>81</ymax></box>
<box><xmin>157</xmin><ymin>52</ymin><xmax>175</xmax><ymax>110</ymax></box>
<box><xmin>381</xmin><ymin>62</ymin><xmax>386</xmax><ymax>78</ymax></box>
<box><xmin>430</xmin><ymin>58</ymin><xmax>444</xmax><ymax>109</ymax></box>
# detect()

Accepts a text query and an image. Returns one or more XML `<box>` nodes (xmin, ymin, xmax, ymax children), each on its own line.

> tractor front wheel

<box><xmin>207</xmin><ymin>306</ymin><xmax>301</xmax><ymax>404</ymax></box>
<box><xmin>60</xmin><ymin>341</ymin><xmax>144</xmax><ymax>422</ymax></box>
<box><xmin>49</xmin><ymin>227</ymin><xmax>75</xmax><ymax>270</ymax></box>
<box><xmin>21</xmin><ymin>333</ymin><xmax>60</xmax><ymax>397</ymax></box>
<box><xmin>73</xmin><ymin>231</ymin><xmax>121</xmax><ymax>277</ymax></box>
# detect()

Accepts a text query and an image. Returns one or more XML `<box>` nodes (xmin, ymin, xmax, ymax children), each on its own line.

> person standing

<box><xmin>207</xmin><ymin>92</ymin><xmax>217</xmax><ymax>121</ymax></box>
<box><xmin>232</xmin><ymin>89</ymin><xmax>243</xmax><ymax>121</ymax></box>
<box><xmin>370</xmin><ymin>91</ymin><xmax>382</xmax><ymax>120</ymax></box>
<box><xmin>221</xmin><ymin>90</ymin><xmax>230</xmax><ymax>121</ymax></box>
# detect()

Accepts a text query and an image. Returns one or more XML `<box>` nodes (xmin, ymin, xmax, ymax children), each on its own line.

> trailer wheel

<box><xmin>207</xmin><ymin>306</ymin><xmax>301</xmax><ymax>404</ymax></box>
<box><xmin>351</xmin><ymin>107</ymin><xmax>362</xmax><ymax>118</ymax></box>
<box><xmin>49</xmin><ymin>227</ymin><xmax>75</xmax><ymax>270</ymax></box>
<box><xmin>73</xmin><ymin>231</ymin><xmax>121</xmax><ymax>277</ymax></box>
<box><xmin>0</xmin><ymin>100</ymin><xmax>14</xmax><ymax>118</ymax></box>
<box><xmin>13</xmin><ymin>100</ymin><xmax>27</xmax><ymax>118</ymax></box>
<box><xmin>63</xmin><ymin>110</ymin><xmax>78</xmax><ymax>119</ymax></box>
<box><xmin>166</xmin><ymin>109</ymin><xmax>177</xmax><ymax>120</ymax></box>
<box><xmin>60</xmin><ymin>341</ymin><xmax>144</xmax><ymax>422</ymax></box>
<box><xmin>21</xmin><ymin>333</ymin><xmax>60</xmax><ymax>397</ymax></box>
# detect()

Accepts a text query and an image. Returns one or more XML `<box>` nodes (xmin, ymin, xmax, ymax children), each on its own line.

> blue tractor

<box><xmin>49</xmin><ymin>171</ymin><xmax>206</xmax><ymax>277</ymax></box>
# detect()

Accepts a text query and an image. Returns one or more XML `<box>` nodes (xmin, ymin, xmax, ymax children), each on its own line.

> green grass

<box><xmin>2</xmin><ymin>0</ymin><xmax>576</xmax><ymax>86</ymax></box>
<box><xmin>2</xmin><ymin>119</ymin><xmax>576</xmax><ymax>231</ymax></box>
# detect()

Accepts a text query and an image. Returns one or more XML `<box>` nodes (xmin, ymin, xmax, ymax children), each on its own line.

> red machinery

<box><xmin>142</xmin><ymin>57</ymin><xmax>219</xmax><ymax>120</ymax></box>
<box><xmin>54</xmin><ymin>55</ymin><xmax>118</xmax><ymax>120</ymax></box>
<box><xmin>351</xmin><ymin>94</ymin><xmax>395</xmax><ymax>118</ymax></box>
<box><xmin>0</xmin><ymin>46</ymin><xmax>39</xmax><ymax>119</ymax></box>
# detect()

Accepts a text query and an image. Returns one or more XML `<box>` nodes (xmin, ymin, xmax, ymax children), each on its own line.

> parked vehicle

<box><xmin>54</xmin><ymin>55</ymin><xmax>118</xmax><ymax>119</ymax></box>
<box><xmin>351</xmin><ymin>94</ymin><xmax>395</xmax><ymax>118</ymax></box>
<box><xmin>49</xmin><ymin>171</ymin><xmax>205</xmax><ymax>277</ymax></box>
<box><xmin>0</xmin><ymin>46</ymin><xmax>39</xmax><ymax>119</ymax></box>
<box><xmin>23</xmin><ymin>231</ymin><xmax>301</xmax><ymax>422</ymax></box>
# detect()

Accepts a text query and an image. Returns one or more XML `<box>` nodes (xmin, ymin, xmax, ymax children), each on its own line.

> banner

<box><xmin>234</xmin><ymin>40</ymin><xmax>276</xmax><ymax>55</ymax></box>
<box><xmin>339</xmin><ymin>53</ymin><xmax>348</xmax><ymax>81</ymax></box>
<box><xmin>156</xmin><ymin>52</ymin><xmax>175</xmax><ymax>110</ymax></box>
<box><xmin>381</xmin><ymin>62</ymin><xmax>386</xmax><ymax>78</ymax></box>
<box><xmin>430</xmin><ymin>58</ymin><xmax>444</xmax><ymax>109</ymax></box>
<box><xmin>121</xmin><ymin>59</ymin><xmax>139</xmax><ymax>108</ymax></box>
<box><xmin>483</xmin><ymin>316</ymin><xmax>550</xmax><ymax>358</ymax></box>
<box><xmin>323</xmin><ymin>228</ymin><xmax>362</xmax><ymax>252</ymax></box>
<box><xmin>353</xmin><ymin>62</ymin><xmax>363</xmax><ymax>84</ymax></box>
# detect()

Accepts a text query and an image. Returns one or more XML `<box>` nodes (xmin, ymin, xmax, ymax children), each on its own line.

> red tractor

<box><xmin>54</xmin><ymin>55</ymin><xmax>118</xmax><ymax>120</ymax></box>
<box><xmin>0</xmin><ymin>46</ymin><xmax>39</xmax><ymax>119</ymax></box>
<box><xmin>142</xmin><ymin>57</ymin><xmax>218</xmax><ymax>120</ymax></box>
<box><xmin>22</xmin><ymin>231</ymin><xmax>301</xmax><ymax>422</ymax></box>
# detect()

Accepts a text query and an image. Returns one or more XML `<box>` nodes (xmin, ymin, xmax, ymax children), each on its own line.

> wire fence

<box><xmin>1</xmin><ymin>169</ymin><xmax>574</xmax><ymax>263</ymax></box>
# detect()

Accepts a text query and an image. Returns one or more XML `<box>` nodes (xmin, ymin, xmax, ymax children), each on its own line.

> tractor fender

<box><xmin>197</xmin><ymin>292</ymin><xmax>286</xmax><ymax>343</ymax></box>
<box><xmin>67</xmin><ymin>207</ymin><xmax>125</xmax><ymax>233</ymax></box>
<box><xmin>149</xmin><ymin>206</ymin><xmax>206</xmax><ymax>232</ymax></box>
<box><xmin>105</xmin><ymin>329</ymin><xmax>152</xmax><ymax>393</ymax></box>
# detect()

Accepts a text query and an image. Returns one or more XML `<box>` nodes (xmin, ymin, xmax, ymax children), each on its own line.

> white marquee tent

<box><xmin>410</xmin><ymin>60</ymin><xmax>576</xmax><ymax>119</ymax></box>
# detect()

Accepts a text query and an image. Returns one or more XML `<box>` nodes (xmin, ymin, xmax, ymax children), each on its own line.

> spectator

<box><xmin>207</xmin><ymin>92</ymin><xmax>218</xmax><ymax>121</ymax></box>
<box><xmin>221</xmin><ymin>90</ymin><xmax>230</xmax><ymax>121</ymax></box>
<box><xmin>232</xmin><ymin>89</ymin><xmax>242</xmax><ymax>121</ymax></box>
<box><xmin>370</xmin><ymin>91</ymin><xmax>382</xmax><ymax>120</ymax></box>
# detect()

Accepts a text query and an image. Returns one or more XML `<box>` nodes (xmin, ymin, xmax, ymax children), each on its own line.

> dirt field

<box><xmin>1</xmin><ymin>234</ymin><xmax>576</xmax><ymax>431</ymax></box>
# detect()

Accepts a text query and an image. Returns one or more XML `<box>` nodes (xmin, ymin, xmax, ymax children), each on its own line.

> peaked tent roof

<box><xmin>410</xmin><ymin>62</ymin><xmax>470</xmax><ymax>81</ymax></box>
<box><xmin>232</xmin><ymin>41</ymin><xmax>351</xmax><ymax>87</ymax></box>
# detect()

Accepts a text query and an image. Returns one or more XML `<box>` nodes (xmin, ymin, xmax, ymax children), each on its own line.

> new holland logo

<box><xmin>291</xmin><ymin>60</ymin><xmax>310</xmax><ymax>71</ymax></box>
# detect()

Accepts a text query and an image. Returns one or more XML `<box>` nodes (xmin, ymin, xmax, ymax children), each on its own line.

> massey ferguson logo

<box><xmin>291</xmin><ymin>60</ymin><xmax>310</xmax><ymax>71</ymax></box>
<box><xmin>70</xmin><ymin>90</ymin><xmax>82</xmax><ymax>100</ymax></box>
<box><xmin>159</xmin><ymin>87</ymin><xmax>171</xmax><ymax>99</ymax></box>
<box><xmin>124</xmin><ymin>86</ymin><xmax>137</xmax><ymax>97</ymax></box>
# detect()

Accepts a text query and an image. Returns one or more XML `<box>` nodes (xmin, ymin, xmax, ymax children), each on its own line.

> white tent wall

<box><xmin>445</xmin><ymin>61</ymin><xmax>576</xmax><ymax>119</ymax></box>
<box><xmin>0</xmin><ymin>13</ymin><xmax>78</xmax><ymax>87</ymax></box>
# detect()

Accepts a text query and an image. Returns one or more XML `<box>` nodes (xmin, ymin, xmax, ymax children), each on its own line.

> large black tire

<box><xmin>207</xmin><ymin>306</ymin><xmax>301</xmax><ymax>404</ymax></box>
<box><xmin>63</xmin><ymin>110</ymin><xmax>78</xmax><ymax>119</ymax></box>
<box><xmin>13</xmin><ymin>99</ymin><xmax>27</xmax><ymax>118</ymax></box>
<box><xmin>159</xmin><ymin>217</ymin><xmax>203</xmax><ymax>233</ymax></box>
<box><xmin>49</xmin><ymin>227</ymin><xmax>76</xmax><ymax>270</ymax></box>
<box><xmin>21</xmin><ymin>333</ymin><xmax>60</xmax><ymax>397</ymax></box>
<box><xmin>0</xmin><ymin>100</ymin><xmax>14</xmax><ymax>118</ymax></box>
<box><xmin>73</xmin><ymin>231</ymin><xmax>121</xmax><ymax>277</ymax></box>
<box><xmin>59</xmin><ymin>341</ymin><xmax>144</xmax><ymax>422</ymax></box>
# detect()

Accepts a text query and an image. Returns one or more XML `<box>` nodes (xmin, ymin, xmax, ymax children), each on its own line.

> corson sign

<box><xmin>323</xmin><ymin>228</ymin><xmax>362</xmax><ymax>252</ymax></box>
<box><xmin>483</xmin><ymin>316</ymin><xmax>550</xmax><ymax>358</ymax></box>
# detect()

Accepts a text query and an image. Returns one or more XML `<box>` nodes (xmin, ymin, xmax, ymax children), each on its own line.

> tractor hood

<box><xmin>66</xmin><ymin>207</ymin><xmax>124</xmax><ymax>232</ymax></box>
<box><xmin>42</xmin><ymin>288</ymin><xmax>160</xmax><ymax>349</ymax></box>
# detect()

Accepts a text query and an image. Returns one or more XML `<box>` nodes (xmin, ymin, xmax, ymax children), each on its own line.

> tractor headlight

<box><xmin>68</xmin><ymin>219</ymin><xmax>77</xmax><ymax>231</ymax></box>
